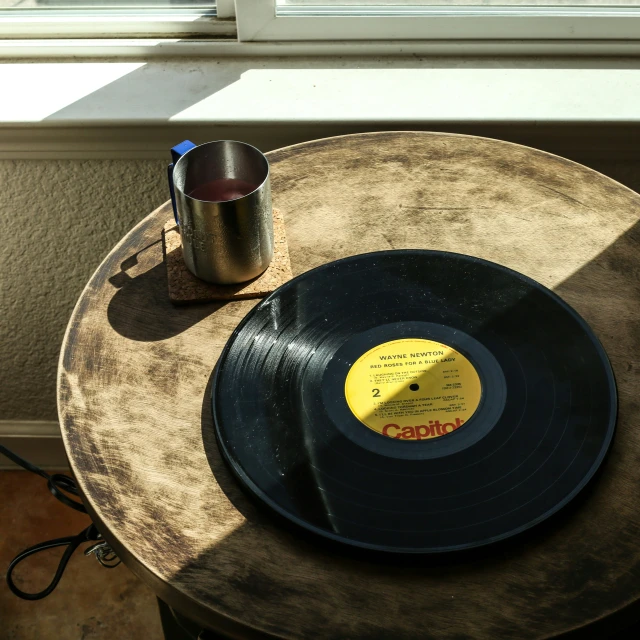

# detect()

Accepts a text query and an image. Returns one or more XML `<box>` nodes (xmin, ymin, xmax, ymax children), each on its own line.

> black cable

<box><xmin>0</xmin><ymin>443</ymin><xmax>116</xmax><ymax>600</ymax></box>
<box><xmin>0</xmin><ymin>444</ymin><xmax>86</xmax><ymax>513</ymax></box>
<box><xmin>5</xmin><ymin>524</ymin><xmax>101</xmax><ymax>601</ymax></box>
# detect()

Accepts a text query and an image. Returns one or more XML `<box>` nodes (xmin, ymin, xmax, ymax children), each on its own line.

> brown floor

<box><xmin>0</xmin><ymin>471</ymin><xmax>163</xmax><ymax>640</ymax></box>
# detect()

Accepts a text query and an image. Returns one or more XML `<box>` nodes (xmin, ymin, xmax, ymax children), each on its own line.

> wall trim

<box><xmin>0</xmin><ymin>420</ymin><xmax>60</xmax><ymax>437</ymax></box>
<box><xmin>2</xmin><ymin>123</ymin><xmax>640</xmax><ymax>162</ymax></box>
<box><xmin>0</xmin><ymin>420</ymin><xmax>68</xmax><ymax>470</ymax></box>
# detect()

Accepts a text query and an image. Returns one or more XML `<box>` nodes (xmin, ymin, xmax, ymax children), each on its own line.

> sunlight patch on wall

<box><xmin>0</xmin><ymin>62</ymin><xmax>145</xmax><ymax>122</ymax></box>
<box><xmin>170</xmin><ymin>67</ymin><xmax>640</xmax><ymax>123</ymax></box>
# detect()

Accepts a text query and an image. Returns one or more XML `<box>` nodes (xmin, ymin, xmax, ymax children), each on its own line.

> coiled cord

<box><xmin>0</xmin><ymin>443</ymin><xmax>120</xmax><ymax>600</ymax></box>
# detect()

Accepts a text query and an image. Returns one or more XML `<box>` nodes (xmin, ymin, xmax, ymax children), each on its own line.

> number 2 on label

<box><xmin>372</xmin><ymin>388</ymin><xmax>381</xmax><ymax>397</ymax></box>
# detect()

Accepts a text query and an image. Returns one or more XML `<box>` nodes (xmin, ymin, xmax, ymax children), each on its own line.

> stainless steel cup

<box><xmin>168</xmin><ymin>140</ymin><xmax>274</xmax><ymax>284</ymax></box>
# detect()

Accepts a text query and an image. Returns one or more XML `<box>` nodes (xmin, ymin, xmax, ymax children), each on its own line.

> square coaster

<box><xmin>162</xmin><ymin>208</ymin><xmax>293</xmax><ymax>304</ymax></box>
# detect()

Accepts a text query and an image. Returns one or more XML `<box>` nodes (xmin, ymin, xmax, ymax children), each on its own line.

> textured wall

<box><xmin>0</xmin><ymin>159</ymin><xmax>166</xmax><ymax>420</ymax></box>
<box><xmin>1</xmin><ymin>154</ymin><xmax>639</xmax><ymax>422</ymax></box>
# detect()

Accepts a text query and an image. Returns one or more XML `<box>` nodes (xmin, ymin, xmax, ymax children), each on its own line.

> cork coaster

<box><xmin>162</xmin><ymin>208</ymin><xmax>293</xmax><ymax>304</ymax></box>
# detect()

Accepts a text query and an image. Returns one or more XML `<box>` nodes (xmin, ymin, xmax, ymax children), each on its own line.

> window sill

<box><xmin>2</xmin><ymin>54</ymin><xmax>640</xmax><ymax>160</ymax></box>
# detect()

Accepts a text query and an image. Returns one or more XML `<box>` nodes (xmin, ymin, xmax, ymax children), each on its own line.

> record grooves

<box><xmin>211</xmin><ymin>250</ymin><xmax>617</xmax><ymax>554</ymax></box>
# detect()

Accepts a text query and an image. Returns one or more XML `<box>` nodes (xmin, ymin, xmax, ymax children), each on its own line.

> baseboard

<box><xmin>0</xmin><ymin>421</ymin><xmax>69</xmax><ymax>471</ymax></box>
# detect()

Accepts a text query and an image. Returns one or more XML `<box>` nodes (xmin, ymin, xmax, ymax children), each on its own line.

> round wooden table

<box><xmin>58</xmin><ymin>132</ymin><xmax>640</xmax><ymax>639</ymax></box>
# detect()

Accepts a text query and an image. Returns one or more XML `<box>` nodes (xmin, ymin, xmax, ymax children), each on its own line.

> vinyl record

<box><xmin>211</xmin><ymin>250</ymin><xmax>617</xmax><ymax>553</ymax></box>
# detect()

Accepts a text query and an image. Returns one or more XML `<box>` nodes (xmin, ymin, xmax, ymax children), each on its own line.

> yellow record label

<box><xmin>344</xmin><ymin>338</ymin><xmax>482</xmax><ymax>440</ymax></box>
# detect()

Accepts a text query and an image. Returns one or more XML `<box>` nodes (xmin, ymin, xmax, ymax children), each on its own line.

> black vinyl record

<box><xmin>211</xmin><ymin>250</ymin><xmax>617</xmax><ymax>554</ymax></box>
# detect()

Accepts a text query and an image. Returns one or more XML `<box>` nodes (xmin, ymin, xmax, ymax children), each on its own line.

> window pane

<box><xmin>279</xmin><ymin>1</ymin><xmax>640</xmax><ymax>7</ymax></box>
<box><xmin>0</xmin><ymin>1</ymin><xmax>213</xmax><ymax>8</ymax></box>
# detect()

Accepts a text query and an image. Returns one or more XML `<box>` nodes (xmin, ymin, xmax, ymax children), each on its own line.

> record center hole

<box><xmin>409</xmin><ymin>383</ymin><xmax>420</xmax><ymax>391</ymax></box>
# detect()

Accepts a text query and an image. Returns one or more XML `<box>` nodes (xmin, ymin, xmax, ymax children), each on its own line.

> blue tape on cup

<box><xmin>168</xmin><ymin>140</ymin><xmax>197</xmax><ymax>225</ymax></box>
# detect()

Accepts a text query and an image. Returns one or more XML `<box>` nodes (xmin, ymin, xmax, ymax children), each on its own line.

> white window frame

<box><xmin>2</xmin><ymin>1</ymin><xmax>640</xmax><ymax>55</ymax></box>
<box><xmin>217</xmin><ymin>0</ymin><xmax>237</xmax><ymax>19</ymax></box>
<box><xmin>235</xmin><ymin>0</ymin><xmax>640</xmax><ymax>42</ymax></box>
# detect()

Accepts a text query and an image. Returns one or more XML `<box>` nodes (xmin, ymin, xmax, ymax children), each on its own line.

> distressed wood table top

<box><xmin>58</xmin><ymin>132</ymin><xmax>640</xmax><ymax>639</ymax></box>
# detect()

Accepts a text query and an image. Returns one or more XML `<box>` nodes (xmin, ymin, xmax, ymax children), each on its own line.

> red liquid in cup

<box><xmin>188</xmin><ymin>178</ymin><xmax>258</xmax><ymax>202</ymax></box>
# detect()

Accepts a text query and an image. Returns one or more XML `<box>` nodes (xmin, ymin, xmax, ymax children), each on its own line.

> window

<box><xmin>278</xmin><ymin>0</ymin><xmax>640</xmax><ymax>7</ymax></box>
<box><xmin>3</xmin><ymin>0</ymin><xmax>640</xmax><ymax>46</ymax></box>
<box><xmin>0</xmin><ymin>1</ymin><xmax>211</xmax><ymax>6</ymax></box>
<box><xmin>236</xmin><ymin>0</ymin><xmax>640</xmax><ymax>42</ymax></box>
<box><xmin>0</xmin><ymin>1</ymin><xmax>237</xmax><ymax>38</ymax></box>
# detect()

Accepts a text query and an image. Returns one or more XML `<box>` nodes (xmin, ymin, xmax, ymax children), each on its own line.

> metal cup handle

<box><xmin>168</xmin><ymin>140</ymin><xmax>197</xmax><ymax>225</ymax></box>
